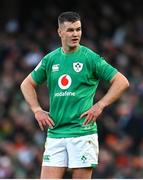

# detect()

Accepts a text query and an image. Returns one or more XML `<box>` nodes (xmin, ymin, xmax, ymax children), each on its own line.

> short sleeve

<box><xmin>93</xmin><ymin>54</ymin><xmax>118</xmax><ymax>81</ymax></box>
<box><xmin>31</xmin><ymin>57</ymin><xmax>47</xmax><ymax>85</ymax></box>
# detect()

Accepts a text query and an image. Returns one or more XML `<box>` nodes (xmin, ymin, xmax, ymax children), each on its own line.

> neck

<box><xmin>62</xmin><ymin>45</ymin><xmax>79</xmax><ymax>54</ymax></box>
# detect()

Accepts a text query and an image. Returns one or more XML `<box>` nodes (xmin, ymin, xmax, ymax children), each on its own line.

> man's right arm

<box><xmin>20</xmin><ymin>74</ymin><xmax>42</xmax><ymax>113</ymax></box>
<box><xmin>20</xmin><ymin>74</ymin><xmax>55</xmax><ymax>130</ymax></box>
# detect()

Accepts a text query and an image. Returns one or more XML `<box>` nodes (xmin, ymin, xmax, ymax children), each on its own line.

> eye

<box><xmin>76</xmin><ymin>28</ymin><xmax>81</xmax><ymax>31</ymax></box>
<box><xmin>67</xmin><ymin>28</ymin><xmax>74</xmax><ymax>32</ymax></box>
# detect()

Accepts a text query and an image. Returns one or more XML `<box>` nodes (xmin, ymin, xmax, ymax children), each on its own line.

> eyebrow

<box><xmin>67</xmin><ymin>27</ymin><xmax>81</xmax><ymax>31</ymax></box>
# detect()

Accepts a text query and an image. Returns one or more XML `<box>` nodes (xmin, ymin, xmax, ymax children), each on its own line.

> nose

<box><xmin>73</xmin><ymin>30</ymin><xmax>78</xmax><ymax>36</ymax></box>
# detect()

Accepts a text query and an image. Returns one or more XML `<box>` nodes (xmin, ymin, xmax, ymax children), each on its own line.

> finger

<box><xmin>45</xmin><ymin>119</ymin><xmax>54</xmax><ymax>128</ymax></box>
<box><xmin>80</xmin><ymin>111</ymin><xmax>88</xmax><ymax>118</ymax></box>
<box><xmin>41</xmin><ymin>120</ymin><xmax>47</xmax><ymax>126</ymax></box>
<box><xmin>48</xmin><ymin>116</ymin><xmax>55</xmax><ymax>126</ymax></box>
<box><xmin>84</xmin><ymin>117</ymin><xmax>93</xmax><ymax>125</ymax></box>
<box><xmin>38</xmin><ymin>121</ymin><xmax>44</xmax><ymax>131</ymax></box>
<box><xmin>83</xmin><ymin>114</ymin><xmax>92</xmax><ymax>125</ymax></box>
<box><xmin>44</xmin><ymin>113</ymin><xmax>55</xmax><ymax>126</ymax></box>
<box><xmin>45</xmin><ymin>117</ymin><xmax>55</xmax><ymax>127</ymax></box>
<box><xmin>93</xmin><ymin>115</ymin><xmax>98</xmax><ymax>121</ymax></box>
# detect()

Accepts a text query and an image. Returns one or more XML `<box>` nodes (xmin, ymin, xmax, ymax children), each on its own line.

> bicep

<box><xmin>21</xmin><ymin>74</ymin><xmax>37</xmax><ymax>88</ymax></box>
<box><xmin>29</xmin><ymin>74</ymin><xmax>38</xmax><ymax>87</ymax></box>
<box><xmin>110</xmin><ymin>72</ymin><xmax>120</xmax><ymax>83</ymax></box>
<box><xmin>110</xmin><ymin>72</ymin><xmax>129</xmax><ymax>85</ymax></box>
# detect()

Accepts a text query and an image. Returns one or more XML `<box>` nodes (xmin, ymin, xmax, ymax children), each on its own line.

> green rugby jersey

<box><xmin>31</xmin><ymin>45</ymin><xmax>118</xmax><ymax>138</ymax></box>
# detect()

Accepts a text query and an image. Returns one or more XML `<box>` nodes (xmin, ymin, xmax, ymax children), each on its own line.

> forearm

<box><xmin>20</xmin><ymin>76</ymin><xmax>42</xmax><ymax>113</ymax></box>
<box><xmin>97</xmin><ymin>72</ymin><xmax>129</xmax><ymax>109</ymax></box>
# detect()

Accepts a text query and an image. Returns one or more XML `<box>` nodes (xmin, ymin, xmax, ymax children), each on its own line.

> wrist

<box><xmin>96</xmin><ymin>101</ymin><xmax>106</xmax><ymax>110</ymax></box>
<box><xmin>32</xmin><ymin>107</ymin><xmax>43</xmax><ymax>114</ymax></box>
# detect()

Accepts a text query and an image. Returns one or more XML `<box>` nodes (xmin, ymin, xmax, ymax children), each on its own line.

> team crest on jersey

<box><xmin>73</xmin><ymin>62</ymin><xmax>83</xmax><ymax>72</ymax></box>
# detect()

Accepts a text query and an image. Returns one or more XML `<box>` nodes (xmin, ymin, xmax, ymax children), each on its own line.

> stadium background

<box><xmin>0</xmin><ymin>0</ymin><xmax>143</xmax><ymax>178</ymax></box>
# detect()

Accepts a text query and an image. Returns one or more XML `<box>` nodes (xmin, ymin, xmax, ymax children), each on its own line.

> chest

<box><xmin>47</xmin><ymin>54</ymin><xmax>96</xmax><ymax>91</ymax></box>
<box><xmin>50</xmin><ymin>56</ymin><xmax>88</xmax><ymax>80</ymax></box>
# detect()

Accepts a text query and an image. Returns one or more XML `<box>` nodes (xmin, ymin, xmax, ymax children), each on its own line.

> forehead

<box><xmin>60</xmin><ymin>20</ymin><xmax>81</xmax><ymax>30</ymax></box>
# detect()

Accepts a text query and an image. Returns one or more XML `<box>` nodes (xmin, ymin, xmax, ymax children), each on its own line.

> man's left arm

<box><xmin>81</xmin><ymin>72</ymin><xmax>129</xmax><ymax>125</ymax></box>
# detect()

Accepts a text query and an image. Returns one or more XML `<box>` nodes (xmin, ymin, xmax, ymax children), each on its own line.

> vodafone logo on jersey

<box><xmin>58</xmin><ymin>74</ymin><xmax>72</xmax><ymax>89</ymax></box>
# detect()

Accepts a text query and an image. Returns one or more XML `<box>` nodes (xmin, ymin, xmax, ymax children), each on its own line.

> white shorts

<box><xmin>42</xmin><ymin>134</ymin><xmax>99</xmax><ymax>168</ymax></box>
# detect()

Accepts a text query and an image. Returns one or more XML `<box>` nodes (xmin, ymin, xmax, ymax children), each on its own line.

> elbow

<box><xmin>124</xmin><ymin>78</ymin><xmax>130</xmax><ymax>91</ymax></box>
<box><xmin>20</xmin><ymin>80</ymin><xmax>26</xmax><ymax>92</ymax></box>
<box><xmin>119</xmin><ymin>72</ymin><xmax>130</xmax><ymax>91</ymax></box>
<box><xmin>126</xmin><ymin>80</ymin><xmax>130</xmax><ymax>89</ymax></box>
<box><xmin>20</xmin><ymin>78</ymin><xmax>29</xmax><ymax>92</ymax></box>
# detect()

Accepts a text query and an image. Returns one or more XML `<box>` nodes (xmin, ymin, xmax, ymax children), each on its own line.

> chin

<box><xmin>70</xmin><ymin>43</ymin><xmax>79</xmax><ymax>48</ymax></box>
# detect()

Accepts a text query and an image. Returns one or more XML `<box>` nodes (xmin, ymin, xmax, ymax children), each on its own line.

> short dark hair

<box><xmin>58</xmin><ymin>11</ymin><xmax>81</xmax><ymax>26</ymax></box>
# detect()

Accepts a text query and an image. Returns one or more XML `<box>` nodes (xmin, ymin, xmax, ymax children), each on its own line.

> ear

<box><xmin>58</xmin><ymin>28</ymin><xmax>61</xmax><ymax>37</ymax></box>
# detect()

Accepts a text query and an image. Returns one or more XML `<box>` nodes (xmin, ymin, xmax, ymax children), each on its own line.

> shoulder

<box><xmin>43</xmin><ymin>47</ymin><xmax>61</xmax><ymax>61</ymax></box>
<box><xmin>80</xmin><ymin>45</ymin><xmax>101</xmax><ymax>62</ymax></box>
<box><xmin>80</xmin><ymin>45</ymin><xmax>99</xmax><ymax>57</ymax></box>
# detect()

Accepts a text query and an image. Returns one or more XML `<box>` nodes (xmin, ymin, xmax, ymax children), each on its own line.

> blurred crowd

<box><xmin>0</xmin><ymin>0</ymin><xmax>143</xmax><ymax>178</ymax></box>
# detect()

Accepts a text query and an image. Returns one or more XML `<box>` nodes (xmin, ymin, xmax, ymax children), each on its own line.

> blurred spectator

<box><xmin>0</xmin><ymin>0</ymin><xmax>143</xmax><ymax>178</ymax></box>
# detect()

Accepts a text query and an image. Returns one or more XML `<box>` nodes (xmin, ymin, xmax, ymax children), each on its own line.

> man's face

<box><xmin>58</xmin><ymin>20</ymin><xmax>82</xmax><ymax>48</ymax></box>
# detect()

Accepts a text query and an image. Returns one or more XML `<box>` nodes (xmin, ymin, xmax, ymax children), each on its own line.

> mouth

<box><xmin>71</xmin><ymin>38</ymin><xmax>79</xmax><ymax>43</ymax></box>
